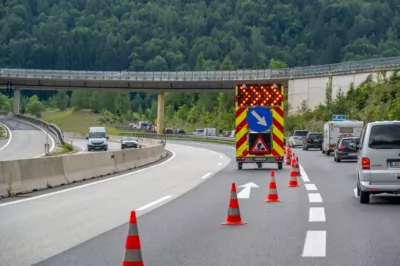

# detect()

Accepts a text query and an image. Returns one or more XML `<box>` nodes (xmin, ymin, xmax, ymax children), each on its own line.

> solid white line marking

<box><xmin>0</xmin><ymin>150</ymin><xmax>177</xmax><ymax>207</ymax></box>
<box><xmin>0</xmin><ymin>123</ymin><xmax>12</xmax><ymax>151</ymax></box>
<box><xmin>15</xmin><ymin>118</ymin><xmax>56</xmax><ymax>158</ymax></box>
<box><xmin>218</xmin><ymin>162</ymin><xmax>222</xmax><ymax>166</ymax></box>
<box><xmin>309</xmin><ymin>207</ymin><xmax>326</xmax><ymax>222</ymax></box>
<box><xmin>308</xmin><ymin>193</ymin><xmax>323</xmax><ymax>203</ymax></box>
<box><xmin>136</xmin><ymin>195</ymin><xmax>173</xmax><ymax>211</ymax></box>
<box><xmin>299</xmin><ymin>164</ymin><xmax>310</xmax><ymax>182</ymax></box>
<box><xmin>302</xmin><ymin>230</ymin><xmax>326</xmax><ymax>257</ymax></box>
<box><xmin>201</xmin><ymin>172</ymin><xmax>212</xmax><ymax>179</ymax></box>
<box><xmin>305</xmin><ymin>184</ymin><xmax>317</xmax><ymax>191</ymax></box>
<box><xmin>354</xmin><ymin>188</ymin><xmax>359</xmax><ymax>198</ymax></box>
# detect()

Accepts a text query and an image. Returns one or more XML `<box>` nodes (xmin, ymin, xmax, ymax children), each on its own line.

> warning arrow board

<box><xmin>250</xmin><ymin>135</ymin><xmax>271</xmax><ymax>154</ymax></box>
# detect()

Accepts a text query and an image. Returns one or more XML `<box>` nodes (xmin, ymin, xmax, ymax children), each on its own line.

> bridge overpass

<box><xmin>1</xmin><ymin>56</ymin><xmax>400</xmax><ymax>132</ymax></box>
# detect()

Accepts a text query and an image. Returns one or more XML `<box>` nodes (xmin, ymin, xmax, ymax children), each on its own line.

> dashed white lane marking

<box><xmin>353</xmin><ymin>188</ymin><xmax>359</xmax><ymax>198</ymax></box>
<box><xmin>302</xmin><ymin>231</ymin><xmax>326</xmax><ymax>257</ymax></box>
<box><xmin>308</xmin><ymin>193</ymin><xmax>323</xmax><ymax>203</ymax></box>
<box><xmin>201</xmin><ymin>172</ymin><xmax>212</xmax><ymax>179</ymax></box>
<box><xmin>299</xmin><ymin>164</ymin><xmax>310</xmax><ymax>182</ymax></box>
<box><xmin>136</xmin><ymin>195</ymin><xmax>173</xmax><ymax>211</ymax></box>
<box><xmin>309</xmin><ymin>207</ymin><xmax>326</xmax><ymax>222</ymax></box>
<box><xmin>305</xmin><ymin>184</ymin><xmax>317</xmax><ymax>191</ymax></box>
<box><xmin>218</xmin><ymin>162</ymin><xmax>222</xmax><ymax>166</ymax></box>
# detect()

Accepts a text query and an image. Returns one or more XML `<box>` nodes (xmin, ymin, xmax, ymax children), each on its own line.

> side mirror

<box><xmin>106</xmin><ymin>136</ymin><xmax>109</xmax><ymax>140</ymax></box>
<box><xmin>85</xmin><ymin>136</ymin><xmax>88</xmax><ymax>140</ymax></box>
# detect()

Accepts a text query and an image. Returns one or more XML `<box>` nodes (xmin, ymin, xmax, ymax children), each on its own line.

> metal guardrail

<box><xmin>120</xmin><ymin>132</ymin><xmax>236</xmax><ymax>143</ymax></box>
<box><xmin>0</xmin><ymin>56</ymin><xmax>399</xmax><ymax>81</ymax></box>
<box><xmin>13</xmin><ymin>114</ymin><xmax>65</xmax><ymax>145</ymax></box>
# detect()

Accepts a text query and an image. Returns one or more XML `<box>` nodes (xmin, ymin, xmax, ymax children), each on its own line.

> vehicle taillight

<box><xmin>338</xmin><ymin>145</ymin><xmax>346</xmax><ymax>150</ymax></box>
<box><xmin>361</xmin><ymin>157</ymin><xmax>370</xmax><ymax>170</ymax></box>
<box><xmin>306</xmin><ymin>138</ymin><xmax>311</xmax><ymax>141</ymax></box>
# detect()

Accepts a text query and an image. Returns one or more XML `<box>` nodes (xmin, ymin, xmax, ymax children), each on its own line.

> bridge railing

<box><xmin>1</xmin><ymin>56</ymin><xmax>400</xmax><ymax>81</ymax></box>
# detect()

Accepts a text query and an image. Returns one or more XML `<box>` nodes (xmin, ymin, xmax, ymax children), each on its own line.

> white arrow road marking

<box><xmin>237</xmin><ymin>182</ymin><xmax>259</xmax><ymax>199</ymax></box>
<box><xmin>251</xmin><ymin>110</ymin><xmax>267</xmax><ymax>126</ymax></box>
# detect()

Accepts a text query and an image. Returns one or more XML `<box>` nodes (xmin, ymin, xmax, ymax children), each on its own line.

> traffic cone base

<box><xmin>288</xmin><ymin>171</ymin><xmax>300</xmax><ymax>187</ymax></box>
<box><xmin>222</xmin><ymin>183</ymin><xmax>246</xmax><ymax>226</ymax></box>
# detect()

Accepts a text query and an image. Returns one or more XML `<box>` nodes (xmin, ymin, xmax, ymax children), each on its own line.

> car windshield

<box><xmin>309</xmin><ymin>134</ymin><xmax>322</xmax><ymax>139</ymax></box>
<box><xmin>89</xmin><ymin>132</ymin><xmax>106</xmax><ymax>138</ymax></box>
<box><xmin>369</xmin><ymin>124</ymin><xmax>400</xmax><ymax>149</ymax></box>
<box><xmin>124</xmin><ymin>137</ymin><xmax>136</xmax><ymax>141</ymax></box>
<box><xmin>294</xmin><ymin>131</ymin><xmax>308</xmax><ymax>136</ymax></box>
<box><xmin>341</xmin><ymin>138</ymin><xmax>358</xmax><ymax>146</ymax></box>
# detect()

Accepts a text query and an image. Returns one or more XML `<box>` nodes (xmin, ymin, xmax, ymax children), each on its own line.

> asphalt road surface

<box><xmin>0</xmin><ymin>117</ymin><xmax>54</xmax><ymax>161</ymax></box>
<box><xmin>0</xmin><ymin>143</ymin><xmax>230</xmax><ymax>266</ymax></box>
<box><xmin>2</xmin><ymin>141</ymin><xmax>400</xmax><ymax>266</ymax></box>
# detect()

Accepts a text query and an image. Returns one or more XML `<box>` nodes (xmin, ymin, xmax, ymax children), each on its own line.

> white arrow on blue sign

<box><xmin>247</xmin><ymin>106</ymin><xmax>273</xmax><ymax>132</ymax></box>
<box><xmin>332</xmin><ymin>114</ymin><xmax>346</xmax><ymax>121</ymax></box>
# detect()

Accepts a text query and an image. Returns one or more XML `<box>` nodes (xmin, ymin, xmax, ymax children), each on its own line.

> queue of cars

<box><xmin>289</xmin><ymin>120</ymin><xmax>400</xmax><ymax>204</ymax></box>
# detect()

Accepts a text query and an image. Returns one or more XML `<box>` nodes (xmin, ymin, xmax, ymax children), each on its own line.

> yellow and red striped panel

<box><xmin>235</xmin><ymin>105</ymin><xmax>248</xmax><ymax>157</ymax></box>
<box><xmin>235</xmin><ymin>84</ymin><xmax>285</xmax><ymax>157</ymax></box>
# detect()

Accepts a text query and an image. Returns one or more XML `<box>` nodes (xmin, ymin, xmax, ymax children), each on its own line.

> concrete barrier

<box><xmin>0</xmin><ymin>139</ymin><xmax>167</xmax><ymax>198</ymax></box>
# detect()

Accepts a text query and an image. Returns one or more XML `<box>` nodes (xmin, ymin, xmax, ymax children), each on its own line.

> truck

<box><xmin>322</xmin><ymin>120</ymin><xmax>364</xmax><ymax>156</ymax></box>
<box><xmin>235</xmin><ymin>84</ymin><xmax>285</xmax><ymax>170</ymax></box>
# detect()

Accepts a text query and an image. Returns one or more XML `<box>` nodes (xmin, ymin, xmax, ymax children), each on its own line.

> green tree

<box><xmin>55</xmin><ymin>91</ymin><xmax>69</xmax><ymax>111</ymax></box>
<box><xmin>26</xmin><ymin>95</ymin><xmax>45</xmax><ymax>117</ymax></box>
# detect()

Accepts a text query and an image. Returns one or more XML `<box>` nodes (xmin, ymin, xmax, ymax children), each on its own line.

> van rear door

<box><xmin>368</xmin><ymin>124</ymin><xmax>400</xmax><ymax>184</ymax></box>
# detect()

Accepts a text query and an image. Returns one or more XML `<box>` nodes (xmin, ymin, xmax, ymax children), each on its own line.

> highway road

<box><xmin>2</xmin><ymin>141</ymin><xmax>400</xmax><ymax>265</ymax></box>
<box><xmin>0</xmin><ymin>116</ymin><xmax>55</xmax><ymax>160</ymax></box>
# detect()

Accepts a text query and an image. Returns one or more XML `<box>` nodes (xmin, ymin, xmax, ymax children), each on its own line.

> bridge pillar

<box><xmin>157</xmin><ymin>92</ymin><xmax>165</xmax><ymax>135</ymax></box>
<box><xmin>13</xmin><ymin>87</ymin><xmax>20</xmax><ymax>114</ymax></box>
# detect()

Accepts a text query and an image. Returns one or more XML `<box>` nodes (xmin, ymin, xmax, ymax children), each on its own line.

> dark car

<box><xmin>334</xmin><ymin>137</ymin><xmax>359</xmax><ymax>162</ymax></box>
<box><xmin>302</xmin><ymin>132</ymin><xmax>323</xmax><ymax>150</ymax></box>
<box><xmin>121</xmin><ymin>137</ymin><xmax>139</xmax><ymax>149</ymax></box>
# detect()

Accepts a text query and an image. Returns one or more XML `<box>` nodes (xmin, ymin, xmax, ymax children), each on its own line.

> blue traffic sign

<box><xmin>332</xmin><ymin>114</ymin><xmax>346</xmax><ymax>121</ymax></box>
<box><xmin>247</xmin><ymin>106</ymin><xmax>273</xmax><ymax>132</ymax></box>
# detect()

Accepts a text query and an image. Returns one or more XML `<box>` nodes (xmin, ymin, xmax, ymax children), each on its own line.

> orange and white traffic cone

<box><xmin>288</xmin><ymin>161</ymin><xmax>300</xmax><ymax>187</ymax></box>
<box><xmin>122</xmin><ymin>211</ymin><xmax>144</xmax><ymax>266</ymax></box>
<box><xmin>222</xmin><ymin>182</ymin><xmax>246</xmax><ymax>225</ymax></box>
<box><xmin>295</xmin><ymin>156</ymin><xmax>301</xmax><ymax>177</ymax></box>
<box><xmin>291</xmin><ymin>152</ymin><xmax>296</xmax><ymax>166</ymax></box>
<box><xmin>285</xmin><ymin>148</ymin><xmax>291</xmax><ymax>166</ymax></box>
<box><xmin>265</xmin><ymin>170</ymin><xmax>280</xmax><ymax>202</ymax></box>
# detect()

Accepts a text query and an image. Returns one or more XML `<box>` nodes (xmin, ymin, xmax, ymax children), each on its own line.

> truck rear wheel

<box><xmin>278</xmin><ymin>162</ymin><xmax>283</xmax><ymax>170</ymax></box>
<box><xmin>237</xmin><ymin>163</ymin><xmax>242</xmax><ymax>170</ymax></box>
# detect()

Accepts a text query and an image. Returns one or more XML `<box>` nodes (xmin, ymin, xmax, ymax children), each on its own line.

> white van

<box><xmin>86</xmin><ymin>127</ymin><xmax>109</xmax><ymax>151</ymax></box>
<box><xmin>322</xmin><ymin>120</ymin><xmax>364</xmax><ymax>156</ymax></box>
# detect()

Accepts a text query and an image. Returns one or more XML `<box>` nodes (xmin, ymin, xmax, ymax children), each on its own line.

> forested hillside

<box><xmin>1</xmin><ymin>0</ymin><xmax>400</xmax><ymax>131</ymax></box>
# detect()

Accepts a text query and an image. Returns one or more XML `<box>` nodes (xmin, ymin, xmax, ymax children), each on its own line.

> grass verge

<box><xmin>49</xmin><ymin>143</ymin><xmax>74</xmax><ymax>156</ymax></box>
<box><xmin>0</xmin><ymin>124</ymin><xmax>7</xmax><ymax>138</ymax></box>
<box><xmin>41</xmin><ymin>109</ymin><xmax>125</xmax><ymax>135</ymax></box>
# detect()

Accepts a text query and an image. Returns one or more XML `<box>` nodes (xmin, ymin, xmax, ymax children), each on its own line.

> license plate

<box><xmin>254</xmin><ymin>158</ymin><xmax>266</xmax><ymax>161</ymax></box>
<box><xmin>390</xmin><ymin>162</ymin><xmax>400</xmax><ymax>168</ymax></box>
<box><xmin>349</xmin><ymin>153</ymin><xmax>357</xmax><ymax>156</ymax></box>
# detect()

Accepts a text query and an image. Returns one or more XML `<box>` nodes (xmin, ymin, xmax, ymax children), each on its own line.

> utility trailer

<box><xmin>235</xmin><ymin>84</ymin><xmax>285</xmax><ymax>170</ymax></box>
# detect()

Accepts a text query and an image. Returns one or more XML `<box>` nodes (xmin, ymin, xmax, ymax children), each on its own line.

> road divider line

<box><xmin>302</xmin><ymin>230</ymin><xmax>326</xmax><ymax>257</ymax></box>
<box><xmin>309</xmin><ymin>207</ymin><xmax>326</xmax><ymax>222</ymax></box>
<box><xmin>0</xmin><ymin>122</ymin><xmax>12</xmax><ymax>151</ymax></box>
<box><xmin>136</xmin><ymin>195</ymin><xmax>173</xmax><ymax>211</ymax></box>
<box><xmin>299</xmin><ymin>164</ymin><xmax>310</xmax><ymax>182</ymax></box>
<box><xmin>201</xmin><ymin>172</ymin><xmax>212</xmax><ymax>179</ymax></box>
<box><xmin>0</xmin><ymin>150</ymin><xmax>177</xmax><ymax>207</ymax></box>
<box><xmin>305</xmin><ymin>184</ymin><xmax>317</xmax><ymax>191</ymax></box>
<box><xmin>308</xmin><ymin>193</ymin><xmax>323</xmax><ymax>203</ymax></box>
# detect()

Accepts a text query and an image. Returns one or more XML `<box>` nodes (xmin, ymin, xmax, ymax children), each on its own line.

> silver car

<box><xmin>289</xmin><ymin>130</ymin><xmax>309</xmax><ymax>147</ymax></box>
<box><xmin>121</xmin><ymin>137</ymin><xmax>139</xmax><ymax>149</ymax></box>
<box><xmin>356</xmin><ymin>121</ymin><xmax>400</xmax><ymax>204</ymax></box>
